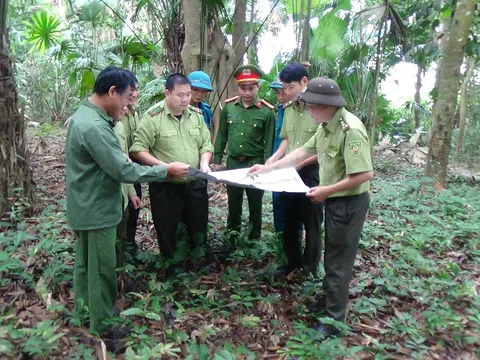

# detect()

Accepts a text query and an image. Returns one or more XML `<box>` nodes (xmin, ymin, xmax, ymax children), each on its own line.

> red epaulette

<box><xmin>225</xmin><ymin>96</ymin><xmax>239</xmax><ymax>103</ymax></box>
<box><xmin>261</xmin><ymin>99</ymin><xmax>275</xmax><ymax>110</ymax></box>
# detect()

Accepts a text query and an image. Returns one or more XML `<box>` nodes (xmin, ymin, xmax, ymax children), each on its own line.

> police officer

<box><xmin>269</xmin><ymin>75</ymin><xmax>288</xmax><ymax>234</ymax></box>
<box><xmin>130</xmin><ymin>73</ymin><xmax>214</xmax><ymax>266</ymax></box>
<box><xmin>188</xmin><ymin>71</ymin><xmax>213</xmax><ymax>129</ymax></box>
<box><xmin>213</xmin><ymin>64</ymin><xmax>275</xmax><ymax>240</ymax></box>
<box><xmin>66</xmin><ymin>67</ymin><xmax>188</xmax><ymax>337</ymax></box>
<box><xmin>249</xmin><ymin>77</ymin><xmax>373</xmax><ymax>337</ymax></box>
<box><xmin>267</xmin><ymin>62</ymin><xmax>322</xmax><ymax>277</ymax></box>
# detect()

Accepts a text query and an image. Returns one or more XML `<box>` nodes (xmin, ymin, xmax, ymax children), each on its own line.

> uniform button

<box><xmin>240</xmin><ymin>145</ymin><xmax>243</xmax><ymax>148</ymax></box>
<box><xmin>297</xmin><ymin>141</ymin><xmax>300</xmax><ymax>145</ymax></box>
<box><xmin>242</xmin><ymin>121</ymin><xmax>245</xmax><ymax>123</ymax></box>
<box><xmin>254</xmin><ymin>124</ymin><xmax>257</xmax><ymax>127</ymax></box>
<box><xmin>241</xmin><ymin>133</ymin><xmax>244</xmax><ymax>135</ymax></box>
<box><xmin>325</xmin><ymin>137</ymin><xmax>327</xmax><ymax>140</ymax></box>
<box><xmin>300</xmin><ymin>113</ymin><xmax>303</xmax><ymax>116</ymax></box>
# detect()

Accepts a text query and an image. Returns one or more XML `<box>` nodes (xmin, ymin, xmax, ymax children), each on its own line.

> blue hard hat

<box><xmin>269</xmin><ymin>74</ymin><xmax>284</xmax><ymax>89</ymax></box>
<box><xmin>188</xmin><ymin>71</ymin><xmax>213</xmax><ymax>91</ymax></box>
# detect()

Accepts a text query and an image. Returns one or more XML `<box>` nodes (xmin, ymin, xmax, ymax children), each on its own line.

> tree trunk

<box><xmin>0</xmin><ymin>26</ymin><xmax>36</xmax><ymax>217</ymax></box>
<box><xmin>247</xmin><ymin>0</ymin><xmax>255</xmax><ymax>64</ymax></box>
<box><xmin>425</xmin><ymin>0</ymin><xmax>475</xmax><ymax>189</ymax></box>
<box><xmin>414</xmin><ymin>63</ymin><xmax>422</xmax><ymax>129</ymax></box>
<box><xmin>181</xmin><ymin>0</ymin><xmax>202</xmax><ymax>73</ymax></box>
<box><xmin>456</xmin><ymin>56</ymin><xmax>475</xmax><ymax>154</ymax></box>
<box><xmin>366</xmin><ymin>13</ymin><xmax>388</xmax><ymax>143</ymax></box>
<box><xmin>207</xmin><ymin>24</ymin><xmax>236</xmax><ymax>142</ymax></box>
<box><xmin>301</xmin><ymin>0</ymin><xmax>312</xmax><ymax>62</ymax></box>
<box><xmin>232</xmin><ymin>0</ymin><xmax>246</xmax><ymax>66</ymax></box>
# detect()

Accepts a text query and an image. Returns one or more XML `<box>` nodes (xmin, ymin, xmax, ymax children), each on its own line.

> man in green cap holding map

<box><xmin>213</xmin><ymin>64</ymin><xmax>275</xmax><ymax>241</ymax></box>
<box><xmin>249</xmin><ymin>77</ymin><xmax>373</xmax><ymax>337</ymax></box>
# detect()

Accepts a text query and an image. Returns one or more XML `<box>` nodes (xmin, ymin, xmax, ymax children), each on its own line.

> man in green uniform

<box><xmin>266</xmin><ymin>62</ymin><xmax>322</xmax><ymax>276</ymax></box>
<box><xmin>130</xmin><ymin>73</ymin><xmax>213</xmax><ymax>266</ymax></box>
<box><xmin>213</xmin><ymin>64</ymin><xmax>275</xmax><ymax>240</ymax></box>
<box><xmin>269</xmin><ymin>75</ymin><xmax>288</xmax><ymax>234</ymax></box>
<box><xmin>115</xmin><ymin>83</ymin><xmax>142</xmax><ymax>258</ymax></box>
<box><xmin>249</xmin><ymin>77</ymin><xmax>373</xmax><ymax>337</ymax></box>
<box><xmin>66</xmin><ymin>67</ymin><xmax>189</xmax><ymax>336</ymax></box>
<box><xmin>121</xmin><ymin>82</ymin><xmax>144</xmax><ymax>255</ymax></box>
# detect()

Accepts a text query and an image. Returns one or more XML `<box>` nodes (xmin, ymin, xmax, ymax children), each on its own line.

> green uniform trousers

<box><xmin>74</xmin><ymin>227</ymin><xmax>117</xmax><ymax>333</ymax></box>
<box><xmin>226</xmin><ymin>155</ymin><xmax>265</xmax><ymax>240</ymax></box>
<box><xmin>323</xmin><ymin>192</ymin><xmax>370</xmax><ymax>322</ymax></box>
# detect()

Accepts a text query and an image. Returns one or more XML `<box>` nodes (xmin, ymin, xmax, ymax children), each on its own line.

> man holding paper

<box><xmin>249</xmin><ymin>77</ymin><xmax>373</xmax><ymax>338</ymax></box>
<box><xmin>130</xmin><ymin>73</ymin><xmax>213</xmax><ymax>266</ymax></box>
<box><xmin>267</xmin><ymin>62</ymin><xmax>323</xmax><ymax>277</ymax></box>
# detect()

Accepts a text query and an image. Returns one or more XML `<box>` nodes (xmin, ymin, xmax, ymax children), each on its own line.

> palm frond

<box><xmin>24</xmin><ymin>11</ymin><xmax>62</xmax><ymax>52</ymax></box>
<box><xmin>310</xmin><ymin>13</ymin><xmax>348</xmax><ymax>63</ymax></box>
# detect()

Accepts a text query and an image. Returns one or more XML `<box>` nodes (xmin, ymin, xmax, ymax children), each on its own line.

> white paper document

<box><xmin>188</xmin><ymin>167</ymin><xmax>310</xmax><ymax>193</ymax></box>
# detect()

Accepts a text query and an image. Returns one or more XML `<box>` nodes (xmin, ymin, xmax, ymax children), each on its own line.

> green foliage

<box><xmin>24</xmin><ymin>11</ymin><xmax>62</xmax><ymax>52</ymax></box>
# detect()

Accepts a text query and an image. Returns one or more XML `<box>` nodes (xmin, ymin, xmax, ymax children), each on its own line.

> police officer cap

<box><xmin>233</xmin><ymin>64</ymin><xmax>264</xmax><ymax>84</ymax></box>
<box><xmin>297</xmin><ymin>77</ymin><xmax>347</xmax><ymax>107</ymax></box>
<box><xmin>269</xmin><ymin>74</ymin><xmax>284</xmax><ymax>89</ymax></box>
<box><xmin>188</xmin><ymin>71</ymin><xmax>213</xmax><ymax>91</ymax></box>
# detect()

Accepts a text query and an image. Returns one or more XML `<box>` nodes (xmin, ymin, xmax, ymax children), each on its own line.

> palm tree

<box><xmin>0</xmin><ymin>0</ymin><xmax>36</xmax><ymax>217</ymax></box>
<box><xmin>356</xmin><ymin>0</ymin><xmax>408</xmax><ymax>142</ymax></box>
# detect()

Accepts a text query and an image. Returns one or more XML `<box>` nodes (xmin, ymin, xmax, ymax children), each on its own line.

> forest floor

<box><xmin>0</xmin><ymin>131</ymin><xmax>479</xmax><ymax>360</ymax></box>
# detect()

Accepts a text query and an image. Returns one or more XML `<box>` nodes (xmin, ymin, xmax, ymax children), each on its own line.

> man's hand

<box><xmin>306</xmin><ymin>186</ymin><xmax>330</xmax><ymax>203</ymax></box>
<box><xmin>129</xmin><ymin>195</ymin><xmax>141</xmax><ymax>209</ymax></box>
<box><xmin>211</xmin><ymin>164</ymin><xmax>225</xmax><ymax>172</ymax></box>
<box><xmin>265</xmin><ymin>155</ymin><xmax>277</xmax><ymax>166</ymax></box>
<box><xmin>166</xmin><ymin>162</ymin><xmax>189</xmax><ymax>178</ymax></box>
<box><xmin>200</xmin><ymin>163</ymin><xmax>211</xmax><ymax>173</ymax></box>
<box><xmin>248</xmin><ymin>164</ymin><xmax>271</xmax><ymax>176</ymax></box>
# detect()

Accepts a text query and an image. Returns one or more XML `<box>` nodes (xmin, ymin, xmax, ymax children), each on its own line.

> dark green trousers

<box><xmin>74</xmin><ymin>227</ymin><xmax>117</xmax><ymax>333</ymax></box>
<box><xmin>280</xmin><ymin>164</ymin><xmax>323</xmax><ymax>275</ymax></box>
<box><xmin>226</xmin><ymin>156</ymin><xmax>264</xmax><ymax>239</ymax></box>
<box><xmin>323</xmin><ymin>192</ymin><xmax>370</xmax><ymax>322</ymax></box>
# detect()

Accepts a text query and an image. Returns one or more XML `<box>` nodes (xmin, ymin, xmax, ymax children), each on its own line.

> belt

<box><xmin>229</xmin><ymin>155</ymin><xmax>262</xmax><ymax>162</ymax></box>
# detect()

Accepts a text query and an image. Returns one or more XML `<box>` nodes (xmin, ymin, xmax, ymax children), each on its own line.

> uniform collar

<box><xmin>163</xmin><ymin>99</ymin><xmax>192</xmax><ymax>119</ymax></box>
<box><xmin>324</xmin><ymin>107</ymin><xmax>345</xmax><ymax>133</ymax></box>
<box><xmin>292</xmin><ymin>100</ymin><xmax>305</xmax><ymax>112</ymax></box>
<box><xmin>83</xmin><ymin>99</ymin><xmax>115</xmax><ymax>127</ymax></box>
<box><xmin>236</xmin><ymin>96</ymin><xmax>262</xmax><ymax>109</ymax></box>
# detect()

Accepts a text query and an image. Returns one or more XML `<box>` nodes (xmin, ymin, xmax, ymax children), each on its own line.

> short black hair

<box><xmin>165</xmin><ymin>73</ymin><xmax>191</xmax><ymax>91</ymax></box>
<box><xmin>279</xmin><ymin>62</ymin><xmax>309</xmax><ymax>83</ymax></box>
<box><xmin>94</xmin><ymin>66</ymin><xmax>137</xmax><ymax>95</ymax></box>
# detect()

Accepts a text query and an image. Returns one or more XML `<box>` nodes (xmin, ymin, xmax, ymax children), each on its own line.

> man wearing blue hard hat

<box><xmin>188</xmin><ymin>71</ymin><xmax>214</xmax><ymax>129</ymax></box>
<box><xmin>269</xmin><ymin>75</ymin><xmax>288</xmax><ymax>234</ymax></box>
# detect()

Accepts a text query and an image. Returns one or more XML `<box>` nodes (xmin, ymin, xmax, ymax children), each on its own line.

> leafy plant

<box><xmin>24</xmin><ymin>11</ymin><xmax>62</xmax><ymax>52</ymax></box>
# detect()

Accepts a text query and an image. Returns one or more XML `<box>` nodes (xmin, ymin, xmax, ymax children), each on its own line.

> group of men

<box><xmin>65</xmin><ymin>62</ymin><xmax>373</xmax><ymax>340</ymax></box>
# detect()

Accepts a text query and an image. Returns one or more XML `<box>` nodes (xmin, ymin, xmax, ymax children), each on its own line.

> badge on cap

<box><xmin>243</xmin><ymin>68</ymin><xmax>251</xmax><ymax>76</ymax></box>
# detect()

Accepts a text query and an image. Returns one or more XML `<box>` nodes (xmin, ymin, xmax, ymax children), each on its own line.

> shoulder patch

<box><xmin>261</xmin><ymin>99</ymin><xmax>275</xmax><ymax>110</ymax></box>
<box><xmin>148</xmin><ymin>104</ymin><xmax>164</xmax><ymax>117</ymax></box>
<box><xmin>188</xmin><ymin>105</ymin><xmax>202</xmax><ymax>114</ymax></box>
<box><xmin>340</xmin><ymin>117</ymin><xmax>350</xmax><ymax>132</ymax></box>
<box><xmin>225</xmin><ymin>96</ymin><xmax>239</xmax><ymax>103</ymax></box>
<box><xmin>283</xmin><ymin>100</ymin><xmax>293</xmax><ymax>109</ymax></box>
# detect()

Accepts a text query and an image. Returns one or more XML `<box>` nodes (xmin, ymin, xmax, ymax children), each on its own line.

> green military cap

<box><xmin>297</xmin><ymin>77</ymin><xmax>347</xmax><ymax>107</ymax></box>
<box><xmin>233</xmin><ymin>64</ymin><xmax>264</xmax><ymax>84</ymax></box>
